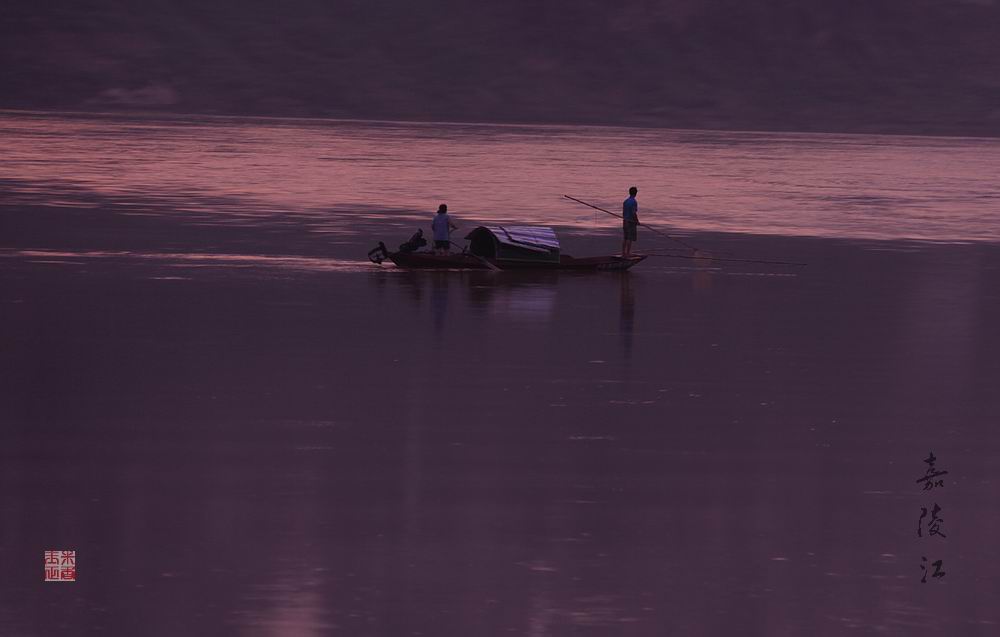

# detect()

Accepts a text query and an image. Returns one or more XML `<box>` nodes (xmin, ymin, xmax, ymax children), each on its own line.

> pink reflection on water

<box><xmin>2</xmin><ymin>112</ymin><xmax>1000</xmax><ymax>242</ymax></box>
<box><xmin>4</xmin><ymin>249</ymin><xmax>374</xmax><ymax>272</ymax></box>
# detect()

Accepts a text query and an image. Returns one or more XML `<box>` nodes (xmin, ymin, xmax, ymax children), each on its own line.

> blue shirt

<box><xmin>623</xmin><ymin>196</ymin><xmax>638</xmax><ymax>224</ymax></box>
<box><xmin>432</xmin><ymin>213</ymin><xmax>452</xmax><ymax>241</ymax></box>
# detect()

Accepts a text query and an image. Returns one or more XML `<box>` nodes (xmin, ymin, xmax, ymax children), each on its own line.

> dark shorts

<box><xmin>434</xmin><ymin>240</ymin><xmax>450</xmax><ymax>249</ymax></box>
<box><xmin>623</xmin><ymin>223</ymin><xmax>637</xmax><ymax>241</ymax></box>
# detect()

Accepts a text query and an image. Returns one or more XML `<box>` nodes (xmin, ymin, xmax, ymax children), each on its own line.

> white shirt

<box><xmin>432</xmin><ymin>213</ymin><xmax>452</xmax><ymax>241</ymax></box>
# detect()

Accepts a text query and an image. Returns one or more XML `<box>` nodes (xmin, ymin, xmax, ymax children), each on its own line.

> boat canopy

<box><xmin>465</xmin><ymin>226</ymin><xmax>561</xmax><ymax>264</ymax></box>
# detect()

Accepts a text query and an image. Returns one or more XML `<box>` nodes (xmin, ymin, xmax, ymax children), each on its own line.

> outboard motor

<box><xmin>367</xmin><ymin>241</ymin><xmax>389</xmax><ymax>264</ymax></box>
<box><xmin>398</xmin><ymin>229</ymin><xmax>427</xmax><ymax>253</ymax></box>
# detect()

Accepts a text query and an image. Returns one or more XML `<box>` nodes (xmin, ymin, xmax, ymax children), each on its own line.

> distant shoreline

<box><xmin>3</xmin><ymin>107</ymin><xmax>999</xmax><ymax>142</ymax></box>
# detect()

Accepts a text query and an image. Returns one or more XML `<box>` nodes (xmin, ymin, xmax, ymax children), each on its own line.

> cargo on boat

<box><xmin>368</xmin><ymin>225</ymin><xmax>646</xmax><ymax>271</ymax></box>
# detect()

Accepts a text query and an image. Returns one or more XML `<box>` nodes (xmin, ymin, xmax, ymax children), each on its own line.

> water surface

<box><xmin>2</xmin><ymin>113</ymin><xmax>999</xmax><ymax>636</ymax></box>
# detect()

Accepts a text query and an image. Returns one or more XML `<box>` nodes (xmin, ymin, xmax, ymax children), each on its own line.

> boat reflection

<box><xmin>391</xmin><ymin>270</ymin><xmax>560</xmax><ymax>333</ymax></box>
<box><xmin>619</xmin><ymin>274</ymin><xmax>636</xmax><ymax>362</ymax></box>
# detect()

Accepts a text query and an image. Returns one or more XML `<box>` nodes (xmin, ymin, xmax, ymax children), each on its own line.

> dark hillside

<box><xmin>3</xmin><ymin>0</ymin><xmax>999</xmax><ymax>134</ymax></box>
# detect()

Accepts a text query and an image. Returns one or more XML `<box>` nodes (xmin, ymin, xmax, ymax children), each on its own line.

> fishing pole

<box><xmin>562</xmin><ymin>194</ymin><xmax>701</xmax><ymax>252</ymax></box>
<box><xmin>642</xmin><ymin>251</ymin><xmax>808</xmax><ymax>267</ymax></box>
<box><xmin>563</xmin><ymin>194</ymin><xmax>807</xmax><ymax>267</ymax></box>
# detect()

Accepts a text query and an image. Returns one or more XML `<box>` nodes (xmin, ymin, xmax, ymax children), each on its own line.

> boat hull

<box><xmin>388</xmin><ymin>251</ymin><xmax>646</xmax><ymax>271</ymax></box>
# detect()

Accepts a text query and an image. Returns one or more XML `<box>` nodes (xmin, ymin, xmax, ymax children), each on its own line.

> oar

<box><xmin>562</xmin><ymin>194</ymin><xmax>701</xmax><ymax>252</ymax></box>
<box><xmin>450</xmin><ymin>239</ymin><xmax>500</xmax><ymax>271</ymax></box>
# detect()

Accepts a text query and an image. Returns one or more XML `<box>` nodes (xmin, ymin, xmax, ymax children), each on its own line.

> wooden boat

<box><xmin>369</xmin><ymin>225</ymin><xmax>647</xmax><ymax>271</ymax></box>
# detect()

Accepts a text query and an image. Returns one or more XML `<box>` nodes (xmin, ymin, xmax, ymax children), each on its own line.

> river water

<box><xmin>2</xmin><ymin>112</ymin><xmax>999</xmax><ymax>636</ymax></box>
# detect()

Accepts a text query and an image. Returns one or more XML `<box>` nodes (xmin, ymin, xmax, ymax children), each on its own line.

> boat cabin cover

<box><xmin>465</xmin><ymin>226</ymin><xmax>560</xmax><ymax>264</ymax></box>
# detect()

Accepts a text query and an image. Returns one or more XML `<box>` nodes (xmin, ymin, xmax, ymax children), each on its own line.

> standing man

<box><xmin>622</xmin><ymin>186</ymin><xmax>639</xmax><ymax>257</ymax></box>
<box><xmin>432</xmin><ymin>204</ymin><xmax>458</xmax><ymax>255</ymax></box>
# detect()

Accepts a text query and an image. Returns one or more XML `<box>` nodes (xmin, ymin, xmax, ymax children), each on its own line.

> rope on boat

<box><xmin>451</xmin><ymin>240</ymin><xmax>500</xmax><ymax>270</ymax></box>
